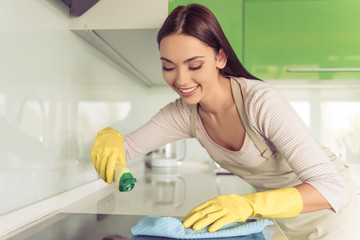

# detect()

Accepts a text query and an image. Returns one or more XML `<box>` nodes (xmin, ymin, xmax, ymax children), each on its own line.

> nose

<box><xmin>175</xmin><ymin>67</ymin><xmax>189</xmax><ymax>87</ymax></box>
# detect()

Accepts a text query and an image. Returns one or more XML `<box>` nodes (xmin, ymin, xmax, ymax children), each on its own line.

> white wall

<box><xmin>0</xmin><ymin>0</ymin><xmax>161</xmax><ymax>216</ymax></box>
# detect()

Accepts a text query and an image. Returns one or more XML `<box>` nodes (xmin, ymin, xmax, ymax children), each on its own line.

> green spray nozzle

<box><xmin>114</xmin><ymin>164</ymin><xmax>137</xmax><ymax>192</ymax></box>
<box><xmin>118</xmin><ymin>172</ymin><xmax>137</xmax><ymax>192</ymax></box>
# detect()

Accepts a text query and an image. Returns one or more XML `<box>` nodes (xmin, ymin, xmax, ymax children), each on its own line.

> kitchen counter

<box><xmin>4</xmin><ymin>162</ymin><xmax>288</xmax><ymax>240</ymax></box>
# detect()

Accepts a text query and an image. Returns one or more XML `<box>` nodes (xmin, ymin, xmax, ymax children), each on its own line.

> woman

<box><xmin>91</xmin><ymin>4</ymin><xmax>360</xmax><ymax>239</ymax></box>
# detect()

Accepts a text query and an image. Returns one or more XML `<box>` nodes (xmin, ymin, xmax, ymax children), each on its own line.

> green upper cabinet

<box><xmin>168</xmin><ymin>0</ymin><xmax>244</xmax><ymax>62</ymax></box>
<box><xmin>244</xmin><ymin>0</ymin><xmax>360</xmax><ymax>80</ymax></box>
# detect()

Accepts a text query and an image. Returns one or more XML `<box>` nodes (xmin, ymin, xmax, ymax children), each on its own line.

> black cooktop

<box><xmin>9</xmin><ymin>213</ymin><xmax>265</xmax><ymax>240</ymax></box>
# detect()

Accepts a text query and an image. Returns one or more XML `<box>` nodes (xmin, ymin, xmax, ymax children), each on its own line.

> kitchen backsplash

<box><xmin>1</xmin><ymin>0</ymin><xmax>360</xmax><ymax>217</ymax></box>
<box><xmin>0</xmin><ymin>0</ymin><xmax>172</xmax><ymax>216</ymax></box>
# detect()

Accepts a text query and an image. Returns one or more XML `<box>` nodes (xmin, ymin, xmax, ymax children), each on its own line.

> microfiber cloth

<box><xmin>131</xmin><ymin>215</ymin><xmax>273</xmax><ymax>239</ymax></box>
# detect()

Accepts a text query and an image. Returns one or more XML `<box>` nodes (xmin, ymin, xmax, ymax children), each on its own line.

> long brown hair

<box><xmin>157</xmin><ymin>4</ymin><xmax>260</xmax><ymax>80</ymax></box>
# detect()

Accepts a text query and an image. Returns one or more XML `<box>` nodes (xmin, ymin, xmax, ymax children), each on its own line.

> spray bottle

<box><xmin>114</xmin><ymin>163</ymin><xmax>137</xmax><ymax>192</ymax></box>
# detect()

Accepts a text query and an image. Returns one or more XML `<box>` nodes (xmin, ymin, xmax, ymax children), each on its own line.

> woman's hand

<box><xmin>90</xmin><ymin>127</ymin><xmax>126</xmax><ymax>184</ymax></box>
<box><xmin>183</xmin><ymin>194</ymin><xmax>254</xmax><ymax>232</ymax></box>
<box><xmin>183</xmin><ymin>187</ymin><xmax>303</xmax><ymax>232</ymax></box>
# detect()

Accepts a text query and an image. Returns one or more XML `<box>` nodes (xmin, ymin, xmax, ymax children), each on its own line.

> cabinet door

<box><xmin>169</xmin><ymin>0</ymin><xmax>244</xmax><ymax>61</ymax></box>
<box><xmin>244</xmin><ymin>0</ymin><xmax>360</xmax><ymax>80</ymax></box>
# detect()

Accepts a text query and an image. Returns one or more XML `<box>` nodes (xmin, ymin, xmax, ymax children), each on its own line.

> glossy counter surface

<box><xmin>6</xmin><ymin>162</ymin><xmax>287</xmax><ymax>240</ymax></box>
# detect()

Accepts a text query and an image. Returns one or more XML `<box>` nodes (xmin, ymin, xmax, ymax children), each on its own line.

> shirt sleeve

<box><xmin>124</xmin><ymin>98</ymin><xmax>192</xmax><ymax>161</ymax></box>
<box><xmin>247</xmin><ymin>83</ymin><xmax>347</xmax><ymax>212</ymax></box>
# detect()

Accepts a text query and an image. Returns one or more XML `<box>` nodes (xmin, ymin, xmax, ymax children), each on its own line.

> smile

<box><xmin>177</xmin><ymin>85</ymin><xmax>199</xmax><ymax>97</ymax></box>
<box><xmin>178</xmin><ymin>86</ymin><xmax>198</xmax><ymax>93</ymax></box>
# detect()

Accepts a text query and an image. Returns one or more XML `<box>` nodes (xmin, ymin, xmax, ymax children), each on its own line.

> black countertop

<box><xmin>8</xmin><ymin>213</ymin><xmax>266</xmax><ymax>240</ymax></box>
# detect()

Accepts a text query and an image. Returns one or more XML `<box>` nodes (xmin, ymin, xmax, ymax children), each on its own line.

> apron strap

<box><xmin>230</xmin><ymin>78</ymin><xmax>273</xmax><ymax>160</ymax></box>
<box><xmin>190</xmin><ymin>104</ymin><xmax>198</xmax><ymax>138</ymax></box>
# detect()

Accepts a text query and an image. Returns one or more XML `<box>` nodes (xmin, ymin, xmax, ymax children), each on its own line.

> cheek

<box><xmin>193</xmin><ymin>67</ymin><xmax>213</xmax><ymax>81</ymax></box>
<box><xmin>162</xmin><ymin>71</ymin><xmax>176</xmax><ymax>86</ymax></box>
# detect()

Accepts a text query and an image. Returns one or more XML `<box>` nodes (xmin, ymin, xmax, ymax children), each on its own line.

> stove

<box><xmin>8</xmin><ymin>213</ymin><xmax>266</xmax><ymax>240</ymax></box>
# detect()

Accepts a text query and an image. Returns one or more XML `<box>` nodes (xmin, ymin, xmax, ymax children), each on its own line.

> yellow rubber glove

<box><xmin>90</xmin><ymin>127</ymin><xmax>126</xmax><ymax>184</ymax></box>
<box><xmin>183</xmin><ymin>187</ymin><xmax>303</xmax><ymax>232</ymax></box>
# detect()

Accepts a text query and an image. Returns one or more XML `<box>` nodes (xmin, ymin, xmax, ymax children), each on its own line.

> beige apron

<box><xmin>190</xmin><ymin>77</ymin><xmax>360</xmax><ymax>239</ymax></box>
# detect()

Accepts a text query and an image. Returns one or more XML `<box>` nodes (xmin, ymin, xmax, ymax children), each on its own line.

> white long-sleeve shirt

<box><xmin>124</xmin><ymin>77</ymin><xmax>347</xmax><ymax>212</ymax></box>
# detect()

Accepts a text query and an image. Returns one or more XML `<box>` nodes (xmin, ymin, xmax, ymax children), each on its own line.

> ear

<box><xmin>215</xmin><ymin>48</ymin><xmax>227</xmax><ymax>69</ymax></box>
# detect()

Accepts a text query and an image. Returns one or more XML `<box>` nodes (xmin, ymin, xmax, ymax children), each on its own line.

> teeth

<box><xmin>179</xmin><ymin>86</ymin><xmax>197</xmax><ymax>93</ymax></box>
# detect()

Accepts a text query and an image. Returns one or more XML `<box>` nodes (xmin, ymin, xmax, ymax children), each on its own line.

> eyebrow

<box><xmin>160</xmin><ymin>56</ymin><xmax>205</xmax><ymax>64</ymax></box>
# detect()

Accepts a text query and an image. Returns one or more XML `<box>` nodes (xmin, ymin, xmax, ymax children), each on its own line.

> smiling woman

<box><xmin>159</xmin><ymin>34</ymin><xmax>227</xmax><ymax>104</ymax></box>
<box><xmin>90</xmin><ymin>3</ymin><xmax>360</xmax><ymax>240</ymax></box>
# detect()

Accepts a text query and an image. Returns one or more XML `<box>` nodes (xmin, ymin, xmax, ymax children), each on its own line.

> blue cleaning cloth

<box><xmin>131</xmin><ymin>215</ymin><xmax>273</xmax><ymax>239</ymax></box>
<box><xmin>131</xmin><ymin>233</ymin><xmax>265</xmax><ymax>240</ymax></box>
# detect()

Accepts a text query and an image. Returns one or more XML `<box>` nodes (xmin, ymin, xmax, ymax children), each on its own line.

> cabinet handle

<box><xmin>287</xmin><ymin>68</ymin><xmax>360</xmax><ymax>72</ymax></box>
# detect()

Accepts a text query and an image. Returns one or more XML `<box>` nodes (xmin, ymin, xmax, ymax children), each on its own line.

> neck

<box><xmin>198</xmin><ymin>75</ymin><xmax>235</xmax><ymax>117</ymax></box>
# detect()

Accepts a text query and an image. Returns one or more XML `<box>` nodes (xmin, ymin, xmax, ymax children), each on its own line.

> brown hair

<box><xmin>157</xmin><ymin>4</ymin><xmax>260</xmax><ymax>80</ymax></box>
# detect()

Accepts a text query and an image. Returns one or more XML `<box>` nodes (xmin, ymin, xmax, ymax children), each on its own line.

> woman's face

<box><xmin>159</xmin><ymin>33</ymin><xmax>226</xmax><ymax>105</ymax></box>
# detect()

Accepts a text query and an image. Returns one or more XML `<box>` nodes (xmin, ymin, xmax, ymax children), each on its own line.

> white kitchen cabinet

<box><xmin>70</xmin><ymin>0</ymin><xmax>169</xmax><ymax>87</ymax></box>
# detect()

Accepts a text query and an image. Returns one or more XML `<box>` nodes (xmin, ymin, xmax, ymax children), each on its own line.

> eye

<box><xmin>162</xmin><ymin>65</ymin><xmax>175</xmax><ymax>71</ymax></box>
<box><xmin>189</xmin><ymin>65</ymin><xmax>202</xmax><ymax>71</ymax></box>
<box><xmin>161</xmin><ymin>62</ymin><xmax>175</xmax><ymax>72</ymax></box>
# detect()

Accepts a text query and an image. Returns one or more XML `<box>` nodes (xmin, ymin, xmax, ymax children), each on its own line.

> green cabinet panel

<box><xmin>168</xmin><ymin>0</ymin><xmax>244</xmax><ymax>62</ymax></box>
<box><xmin>244</xmin><ymin>0</ymin><xmax>360</xmax><ymax>80</ymax></box>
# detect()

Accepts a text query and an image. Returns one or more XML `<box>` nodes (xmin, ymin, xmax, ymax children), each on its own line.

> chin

<box><xmin>180</xmin><ymin>96</ymin><xmax>200</xmax><ymax>106</ymax></box>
